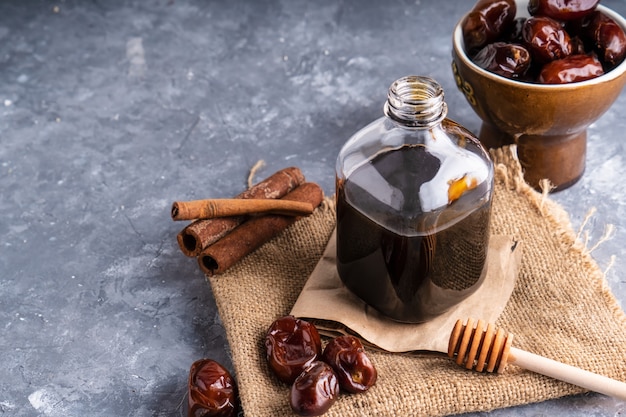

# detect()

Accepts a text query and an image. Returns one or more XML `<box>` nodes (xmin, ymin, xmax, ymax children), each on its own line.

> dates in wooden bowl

<box><xmin>461</xmin><ymin>0</ymin><xmax>626</xmax><ymax>83</ymax></box>
<box><xmin>452</xmin><ymin>0</ymin><xmax>626</xmax><ymax>192</ymax></box>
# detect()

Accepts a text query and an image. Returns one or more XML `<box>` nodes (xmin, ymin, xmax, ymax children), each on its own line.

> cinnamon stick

<box><xmin>176</xmin><ymin>167</ymin><xmax>305</xmax><ymax>257</ymax></box>
<box><xmin>197</xmin><ymin>182</ymin><xmax>324</xmax><ymax>276</ymax></box>
<box><xmin>171</xmin><ymin>198</ymin><xmax>313</xmax><ymax>220</ymax></box>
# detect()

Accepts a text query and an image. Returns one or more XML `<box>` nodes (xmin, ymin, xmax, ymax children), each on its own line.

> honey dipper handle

<box><xmin>509</xmin><ymin>347</ymin><xmax>626</xmax><ymax>400</ymax></box>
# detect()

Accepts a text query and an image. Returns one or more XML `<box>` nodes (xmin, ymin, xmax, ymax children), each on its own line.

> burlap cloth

<box><xmin>206</xmin><ymin>146</ymin><xmax>626</xmax><ymax>416</ymax></box>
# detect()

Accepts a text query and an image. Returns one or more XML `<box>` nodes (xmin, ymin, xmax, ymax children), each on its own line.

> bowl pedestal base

<box><xmin>479</xmin><ymin>122</ymin><xmax>586</xmax><ymax>192</ymax></box>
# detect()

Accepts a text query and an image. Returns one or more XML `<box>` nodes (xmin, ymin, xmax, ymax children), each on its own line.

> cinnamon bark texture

<box><xmin>198</xmin><ymin>182</ymin><xmax>324</xmax><ymax>276</ymax></box>
<box><xmin>176</xmin><ymin>167</ymin><xmax>305</xmax><ymax>257</ymax></box>
<box><xmin>171</xmin><ymin>198</ymin><xmax>313</xmax><ymax>221</ymax></box>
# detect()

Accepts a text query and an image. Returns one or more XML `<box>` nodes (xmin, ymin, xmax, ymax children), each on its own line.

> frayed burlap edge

<box><xmin>490</xmin><ymin>146</ymin><xmax>625</xmax><ymax>330</ymax></box>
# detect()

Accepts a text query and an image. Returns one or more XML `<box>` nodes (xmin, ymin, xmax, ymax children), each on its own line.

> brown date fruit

<box><xmin>188</xmin><ymin>359</ymin><xmax>238</xmax><ymax>417</ymax></box>
<box><xmin>289</xmin><ymin>361</ymin><xmax>340</xmax><ymax>416</ymax></box>
<box><xmin>473</xmin><ymin>42</ymin><xmax>532</xmax><ymax>79</ymax></box>
<box><xmin>462</xmin><ymin>0</ymin><xmax>517</xmax><ymax>55</ymax></box>
<box><xmin>523</xmin><ymin>16</ymin><xmax>573</xmax><ymax>63</ymax></box>
<box><xmin>537</xmin><ymin>54</ymin><xmax>604</xmax><ymax>83</ymax></box>
<box><xmin>506</xmin><ymin>17</ymin><xmax>527</xmax><ymax>43</ymax></box>
<box><xmin>570</xmin><ymin>36</ymin><xmax>587</xmax><ymax>55</ymax></box>
<box><xmin>321</xmin><ymin>335</ymin><xmax>378</xmax><ymax>394</ymax></box>
<box><xmin>528</xmin><ymin>0</ymin><xmax>599</xmax><ymax>21</ymax></box>
<box><xmin>582</xmin><ymin>11</ymin><xmax>626</xmax><ymax>69</ymax></box>
<box><xmin>265</xmin><ymin>315</ymin><xmax>322</xmax><ymax>384</ymax></box>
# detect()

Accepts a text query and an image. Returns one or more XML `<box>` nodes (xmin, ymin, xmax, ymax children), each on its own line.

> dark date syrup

<box><xmin>336</xmin><ymin>143</ymin><xmax>492</xmax><ymax>323</ymax></box>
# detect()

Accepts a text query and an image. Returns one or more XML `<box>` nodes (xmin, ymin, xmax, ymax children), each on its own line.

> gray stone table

<box><xmin>1</xmin><ymin>0</ymin><xmax>626</xmax><ymax>415</ymax></box>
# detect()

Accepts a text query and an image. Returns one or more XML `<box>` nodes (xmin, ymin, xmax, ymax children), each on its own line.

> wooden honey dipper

<box><xmin>448</xmin><ymin>318</ymin><xmax>626</xmax><ymax>400</ymax></box>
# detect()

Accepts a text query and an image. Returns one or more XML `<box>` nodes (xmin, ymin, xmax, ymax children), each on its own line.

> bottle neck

<box><xmin>383</xmin><ymin>75</ymin><xmax>448</xmax><ymax>128</ymax></box>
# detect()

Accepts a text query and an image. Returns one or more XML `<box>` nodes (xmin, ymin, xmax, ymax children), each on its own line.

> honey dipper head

<box><xmin>448</xmin><ymin>318</ymin><xmax>514</xmax><ymax>373</ymax></box>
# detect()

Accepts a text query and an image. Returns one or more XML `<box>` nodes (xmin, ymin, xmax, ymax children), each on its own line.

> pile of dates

<box><xmin>462</xmin><ymin>0</ymin><xmax>626</xmax><ymax>83</ymax></box>
<box><xmin>265</xmin><ymin>315</ymin><xmax>378</xmax><ymax>416</ymax></box>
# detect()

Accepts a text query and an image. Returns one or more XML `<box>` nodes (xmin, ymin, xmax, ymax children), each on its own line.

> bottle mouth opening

<box><xmin>384</xmin><ymin>75</ymin><xmax>448</xmax><ymax>128</ymax></box>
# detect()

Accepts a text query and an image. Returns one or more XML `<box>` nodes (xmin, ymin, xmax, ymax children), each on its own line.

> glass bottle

<box><xmin>335</xmin><ymin>75</ymin><xmax>494</xmax><ymax>323</ymax></box>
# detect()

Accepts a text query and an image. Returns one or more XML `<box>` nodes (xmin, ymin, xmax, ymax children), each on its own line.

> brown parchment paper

<box><xmin>290</xmin><ymin>231</ymin><xmax>522</xmax><ymax>353</ymax></box>
<box><xmin>205</xmin><ymin>146</ymin><xmax>626</xmax><ymax>417</ymax></box>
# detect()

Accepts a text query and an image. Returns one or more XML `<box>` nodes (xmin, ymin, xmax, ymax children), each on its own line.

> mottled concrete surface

<box><xmin>1</xmin><ymin>0</ymin><xmax>625</xmax><ymax>416</ymax></box>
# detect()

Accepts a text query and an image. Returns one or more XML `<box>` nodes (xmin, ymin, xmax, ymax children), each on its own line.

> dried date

<box><xmin>528</xmin><ymin>0</ymin><xmax>599</xmax><ymax>21</ymax></box>
<box><xmin>537</xmin><ymin>54</ymin><xmax>604</xmax><ymax>83</ymax></box>
<box><xmin>265</xmin><ymin>315</ymin><xmax>322</xmax><ymax>384</ymax></box>
<box><xmin>473</xmin><ymin>42</ymin><xmax>532</xmax><ymax>79</ymax></box>
<box><xmin>321</xmin><ymin>335</ymin><xmax>378</xmax><ymax>394</ymax></box>
<box><xmin>505</xmin><ymin>17</ymin><xmax>527</xmax><ymax>43</ymax></box>
<box><xmin>523</xmin><ymin>16</ymin><xmax>573</xmax><ymax>63</ymax></box>
<box><xmin>188</xmin><ymin>359</ymin><xmax>238</xmax><ymax>417</ymax></box>
<box><xmin>570</xmin><ymin>36</ymin><xmax>587</xmax><ymax>55</ymax></box>
<box><xmin>289</xmin><ymin>361</ymin><xmax>340</xmax><ymax>416</ymax></box>
<box><xmin>462</xmin><ymin>0</ymin><xmax>517</xmax><ymax>54</ymax></box>
<box><xmin>583</xmin><ymin>11</ymin><xmax>626</xmax><ymax>68</ymax></box>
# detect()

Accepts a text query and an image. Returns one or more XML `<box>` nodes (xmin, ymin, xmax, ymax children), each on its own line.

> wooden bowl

<box><xmin>452</xmin><ymin>0</ymin><xmax>626</xmax><ymax>191</ymax></box>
